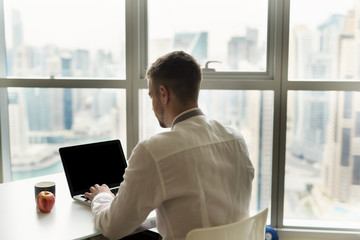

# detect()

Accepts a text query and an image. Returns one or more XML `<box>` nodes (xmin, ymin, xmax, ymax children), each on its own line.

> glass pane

<box><xmin>8</xmin><ymin>88</ymin><xmax>127</xmax><ymax>181</ymax></box>
<box><xmin>4</xmin><ymin>0</ymin><xmax>126</xmax><ymax>79</ymax></box>
<box><xmin>285</xmin><ymin>91</ymin><xmax>360</xmax><ymax>229</ymax></box>
<box><xmin>288</xmin><ymin>0</ymin><xmax>360</xmax><ymax>81</ymax></box>
<box><xmin>148</xmin><ymin>0</ymin><xmax>268</xmax><ymax>72</ymax></box>
<box><xmin>139</xmin><ymin>89</ymin><xmax>274</xmax><ymax>215</ymax></box>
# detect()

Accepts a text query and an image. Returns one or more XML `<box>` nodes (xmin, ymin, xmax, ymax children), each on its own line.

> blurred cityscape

<box><xmin>4</xmin><ymin>2</ymin><xmax>360</xmax><ymax>224</ymax></box>
<box><xmin>285</xmin><ymin>1</ymin><xmax>360</xmax><ymax>223</ymax></box>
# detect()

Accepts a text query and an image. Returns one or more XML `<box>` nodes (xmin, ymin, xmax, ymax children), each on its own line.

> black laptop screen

<box><xmin>59</xmin><ymin>140</ymin><xmax>127</xmax><ymax>196</ymax></box>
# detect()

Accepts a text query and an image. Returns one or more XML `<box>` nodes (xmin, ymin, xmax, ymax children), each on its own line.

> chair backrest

<box><xmin>185</xmin><ymin>208</ymin><xmax>269</xmax><ymax>240</ymax></box>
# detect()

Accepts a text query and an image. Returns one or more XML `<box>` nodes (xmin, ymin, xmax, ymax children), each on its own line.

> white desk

<box><xmin>0</xmin><ymin>173</ymin><xmax>156</xmax><ymax>240</ymax></box>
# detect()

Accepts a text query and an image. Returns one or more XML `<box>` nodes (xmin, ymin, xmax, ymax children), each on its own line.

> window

<box><xmin>1</xmin><ymin>0</ymin><xmax>360</xmax><ymax>238</ymax></box>
<box><xmin>148</xmin><ymin>0</ymin><xmax>268</xmax><ymax>72</ymax></box>
<box><xmin>2</xmin><ymin>0</ymin><xmax>127</xmax><ymax>181</ymax></box>
<box><xmin>4</xmin><ymin>0</ymin><xmax>126</xmax><ymax>79</ymax></box>
<box><xmin>285</xmin><ymin>91</ymin><xmax>359</xmax><ymax>228</ymax></box>
<box><xmin>288</xmin><ymin>0</ymin><xmax>360</xmax><ymax>81</ymax></box>
<box><xmin>8</xmin><ymin>88</ymin><xmax>127</xmax><ymax>181</ymax></box>
<box><xmin>284</xmin><ymin>0</ymin><xmax>360</xmax><ymax>230</ymax></box>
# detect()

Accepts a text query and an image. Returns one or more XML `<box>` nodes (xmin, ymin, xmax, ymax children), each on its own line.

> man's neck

<box><xmin>165</xmin><ymin>103</ymin><xmax>198</xmax><ymax>127</ymax></box>
<box><xmin>173</xmin><ymin>104</ymin><xmax>198</xmax><ymax>118</ymax></box>
<box><xmin>171</xmin><ymin>108</ymin><xmax>204</xmax><ymax>128</ymax></box>
<box><xmin>165</xmin><ymin>103</ymin><xmax>198</xmax><ymax>128</ymax></box>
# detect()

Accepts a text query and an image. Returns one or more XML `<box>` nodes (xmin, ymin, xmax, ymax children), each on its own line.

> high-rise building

<box><xmin>173</xmin><ymin>32</ymin><xmax>208</xmax><ymax>65</ymax></box>
<box><xmin>63</xmin><ymin>89</ymin><xmax>73</xmax><ymax>130</ymax></box>
<box><xmin>257</xmin><ymin>91</ymin><xmax>274</xmax><ymax>210</ymax></box>
<box><xmin>24</xmin><ymin>88</ymin><xmax>52</xmax><ymax>132</ymax></box>
<box><xmin>290</xmin><ymin>91</ymin><xmax>330</xmax><ymax>163</ymax></box>
<box><xmin>288</xmin><ymin>17</ymin><xmax>345</xmax><ymax>163</ymax></box>
<box><xmin>74</xmin><ymin>49</ymin><xmax>90</xmax><ymax>77</ymax></box>
<box><xmin>227</xmin><ymin>28</ymin><xmax>259</xmax><ymax>70</ymax></box>
<box><xmin>228</xmin><ymin>36</ymin><xmax>247</xmax><ymax>70</ymax></box>
<box><xmin>61</xmin><ymin>54</ymin><xmax>74</xmax><ymax>130</ymax></box>
<box><xmin>8</xmin><ymin>90</ymin><xmax>28</xmax><ymax>154</ymax></box>
<box><xmin>94</xmin><ymin>50</ymin><xmax>115</xmax><ymax>77</ymax></box>
<box><xmin>321</xmin><ymin>5</ymin><xmax>360</xmax><ymax>203</ymax></box>
<box><xmin>322</xmin><ymin>92</ymin><xmax>360</xmax><ymax>203</ymax></box>
<box><xmin>12</xmin><ymin>9</ymin><xmax>23</xmax><ymax>49</ymax></box>
<box><xmin>61</xmin><ymin>54</ymin><xmax>73</xmax><ymax>77</ymax></box>
<box><xmin>291</xmin><ymin>26</ymin><xmax>317</xmax><ymax>79</ymax></box>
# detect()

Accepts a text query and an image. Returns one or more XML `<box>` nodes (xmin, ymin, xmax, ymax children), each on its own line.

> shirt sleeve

<box><xmin>90</xmin><ymin>143</ymin><xmax>164</xmax><ymax>240</ymax></box>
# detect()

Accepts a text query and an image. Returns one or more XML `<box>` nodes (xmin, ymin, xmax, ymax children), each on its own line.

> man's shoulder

<box><xmin>138</xmin><ymin>130</ymin><xmax>184</xmax><ymax>161</ymax></box>
<box><xmin>139</xmin><ymin>118</ymin><xmax>245</xmax><ymax>161</ymax></box>
<box><xmin>140</xmin><ymin>130</ymin><xmax>179</xmax><ymax>149</ymax></box>
<box><xmin>206</xmin><ymin>118</ymin><xmax>245</xmax><ymax>140</ymax></box>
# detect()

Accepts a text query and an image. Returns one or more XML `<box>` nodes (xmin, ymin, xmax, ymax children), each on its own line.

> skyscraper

<box><xmin>322</xmin><ymin>92</ymin><xmax>360</xmax><ymax>203</ymax></box>
<box><xmin>61</xmin><ymin>54</ymin><xmax>73</xmax><ymax>130</ymax></box>
<box><xmin>74</xmin><ymin>49</ymin><xmax>90</xmax><ymax>77</ymax></box>
<box><xmin>12</xmin><ymin>9</ymin><xmax>23</xmax><ymax>49</ymax></box>
<box><xmin>291</xmin><ymin>91</ymin><xmax>330</xmax><ymax>163</ymax></box>
<box><xmin>227</xmin><ymin>28</ymin><xmax>259</xmax><ymax>70</ymax></box>
<box><xmin>24</xmin><ymin>88</ymin><xmax>52</xmax><ymax>132</ymax></box>
<box><xmin>321</xmin><ymin>6</ymin><xmax>360</xmax><ymax>203</ymax></box>
<box><xmin>173</xmin><ymin>32</ymin><xmax>208</xmax><ymax>65</ymax></box>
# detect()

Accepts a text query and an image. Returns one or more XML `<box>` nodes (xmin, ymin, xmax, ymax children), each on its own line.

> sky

<box><xmin>3</xmin><ymin>0</ymin><xmax>356</xmax><ymax>62</ymax></box>
<box><xmin>4</xmin><ymin>0</ymin><xmax>125</xmax><ymax>50</ymax></box>
<box><xmin>5</xmin><ymin>0</ymin><xmax>268</xmax><ymax>49</ymax></box>
<box><xmin>290</xmin><ymin>0</ymin><xmax>355</xmax><ymax>28</ymax></box>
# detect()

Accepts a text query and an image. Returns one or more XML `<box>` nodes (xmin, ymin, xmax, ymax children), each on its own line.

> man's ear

<box><xmin>159</xmin><ymin>85</ymin><xmax>169</xmax><ymax>104</ymax></box>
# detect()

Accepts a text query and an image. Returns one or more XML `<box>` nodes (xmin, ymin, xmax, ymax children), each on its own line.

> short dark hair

<box><xmin>146</xmin><ymin>51</ymin><xmax>202</xmax><ymax>105</ymax></box>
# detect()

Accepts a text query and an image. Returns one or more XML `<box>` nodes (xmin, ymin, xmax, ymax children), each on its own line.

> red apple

<box><xmin>36</xmin><ymin>191</ymin><xmax>55</xmax><ymax>213</ymax></box>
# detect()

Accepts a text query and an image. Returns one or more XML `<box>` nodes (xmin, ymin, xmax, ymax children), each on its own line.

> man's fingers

<box><xmin>85</xmin><ymin>184</ymin><xmax>114</xmax><ymax>200</ymax></box>
<box><xmin>84</xmin><ymin>192</ymin><xmax>92</xmax><ymax>200</ymax></box>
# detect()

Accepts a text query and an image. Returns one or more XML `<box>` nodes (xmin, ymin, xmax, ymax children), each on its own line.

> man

<box><xmin>85</xmin><ymin>51</ymin><xmax>254</xmax><ymax>240</ymax></box>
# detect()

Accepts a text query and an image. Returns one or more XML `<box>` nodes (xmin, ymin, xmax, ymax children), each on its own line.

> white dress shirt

<box><xmin>91</xmin><ymin>108</ymin><xmax>254</xmax><ymax>240</ymax></box>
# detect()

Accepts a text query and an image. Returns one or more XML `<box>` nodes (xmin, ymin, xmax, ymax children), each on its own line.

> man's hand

<box><xmin>84</xmin><ymin>184</ymin><xmax>115</xmax><ymax>201</ymax></box>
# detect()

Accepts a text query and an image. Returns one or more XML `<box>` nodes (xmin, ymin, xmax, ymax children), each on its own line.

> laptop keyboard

<box><xmin>81</xmin><ymin>195</ymin><xmax>90</xmax><ymax>200</ymax></box>
<box><xmin>79</xmin><ymin>188</ymin><xmax>118</xmax><ymax>201</ymax></box>
<box><xmin>111</xmin><ymin>188</ymin><xmax>119</xmax><ymax>195</ymax></box>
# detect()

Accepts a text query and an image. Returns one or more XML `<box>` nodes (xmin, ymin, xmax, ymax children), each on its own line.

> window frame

<box><xmin>0</xmin><ymin>0</ymin><xmax>359</xmax><ymax>239</ymax></box>
<box><xmin>278</xmin><ymin>0</ymin><xmax>360</xmax><ymax>236</ymax></box>
<box><xmin>0</xmin><ymin>0</ymin><xmax>137</xmax><ymax>180</ymax></box>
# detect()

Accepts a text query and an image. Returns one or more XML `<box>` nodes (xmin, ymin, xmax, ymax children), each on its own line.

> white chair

<box><xmin>185</xmin><ymin>208</ymin><xmax>269</xmax><ymax>240</ymax></box>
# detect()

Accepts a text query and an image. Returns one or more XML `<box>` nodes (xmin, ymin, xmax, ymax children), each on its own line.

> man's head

<box><xmin>146</xmin><ymin>51</ymin><xmax>202</xmax><ymax>127</ymax></box>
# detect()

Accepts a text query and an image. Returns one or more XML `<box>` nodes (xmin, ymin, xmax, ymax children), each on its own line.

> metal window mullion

<box><xmin>125</xmin><ymin>0</ymin><xmax>141</xmax><ymax>158</ymax></box>
<box><xmin>139</xmin><ymin>0</ymin><xmax>148</xmax><ymax>79</ymax></box>
<box><xmin>201</xmin><ymin>79</ymin><xmax>276</xmax><ymax>91</ymax></box>
<box><xmin>0</xmin><ymin>89</ymin><xmax>11</xmax><ymax>183</ymax></box>
<box><xmin>0</xmin><ymin>0</ymin><xmax>12</xmax><ymax>183</ymax></box>
<box><xmin>141</xmin><ymin>2</ymin><xmax>275</xmax><ymax>81</ymax></box>
<box><xmin>0</xmin><ymin>78</ymin><xmax>128</xmax><ymax>89</ymax></box>
<box><xmin>266</xmin><ymin>0</ymin><xmax>277</xmax><ymax>77</ymax></box>
<box><xmin>286</xmin><ymin>81</ymin><xmax>360</xmax><ymax>91</ymax></box>
<box><xmin>274</xmin><ymin>0</ymin><xmax>290</xmax><ymax>229</ymax></box>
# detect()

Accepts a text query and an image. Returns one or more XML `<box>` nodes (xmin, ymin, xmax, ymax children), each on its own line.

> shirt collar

<box><xmin>171</xmin><ymin>108</ymin><xmax>204</xmax><ymax>129</ymax></box>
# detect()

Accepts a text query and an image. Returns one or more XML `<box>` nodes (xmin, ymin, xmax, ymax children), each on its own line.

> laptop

<box><xmin>59</xmin><ymin>139</ymin><xmax>127</xmax><ymax>206</ymax></box>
